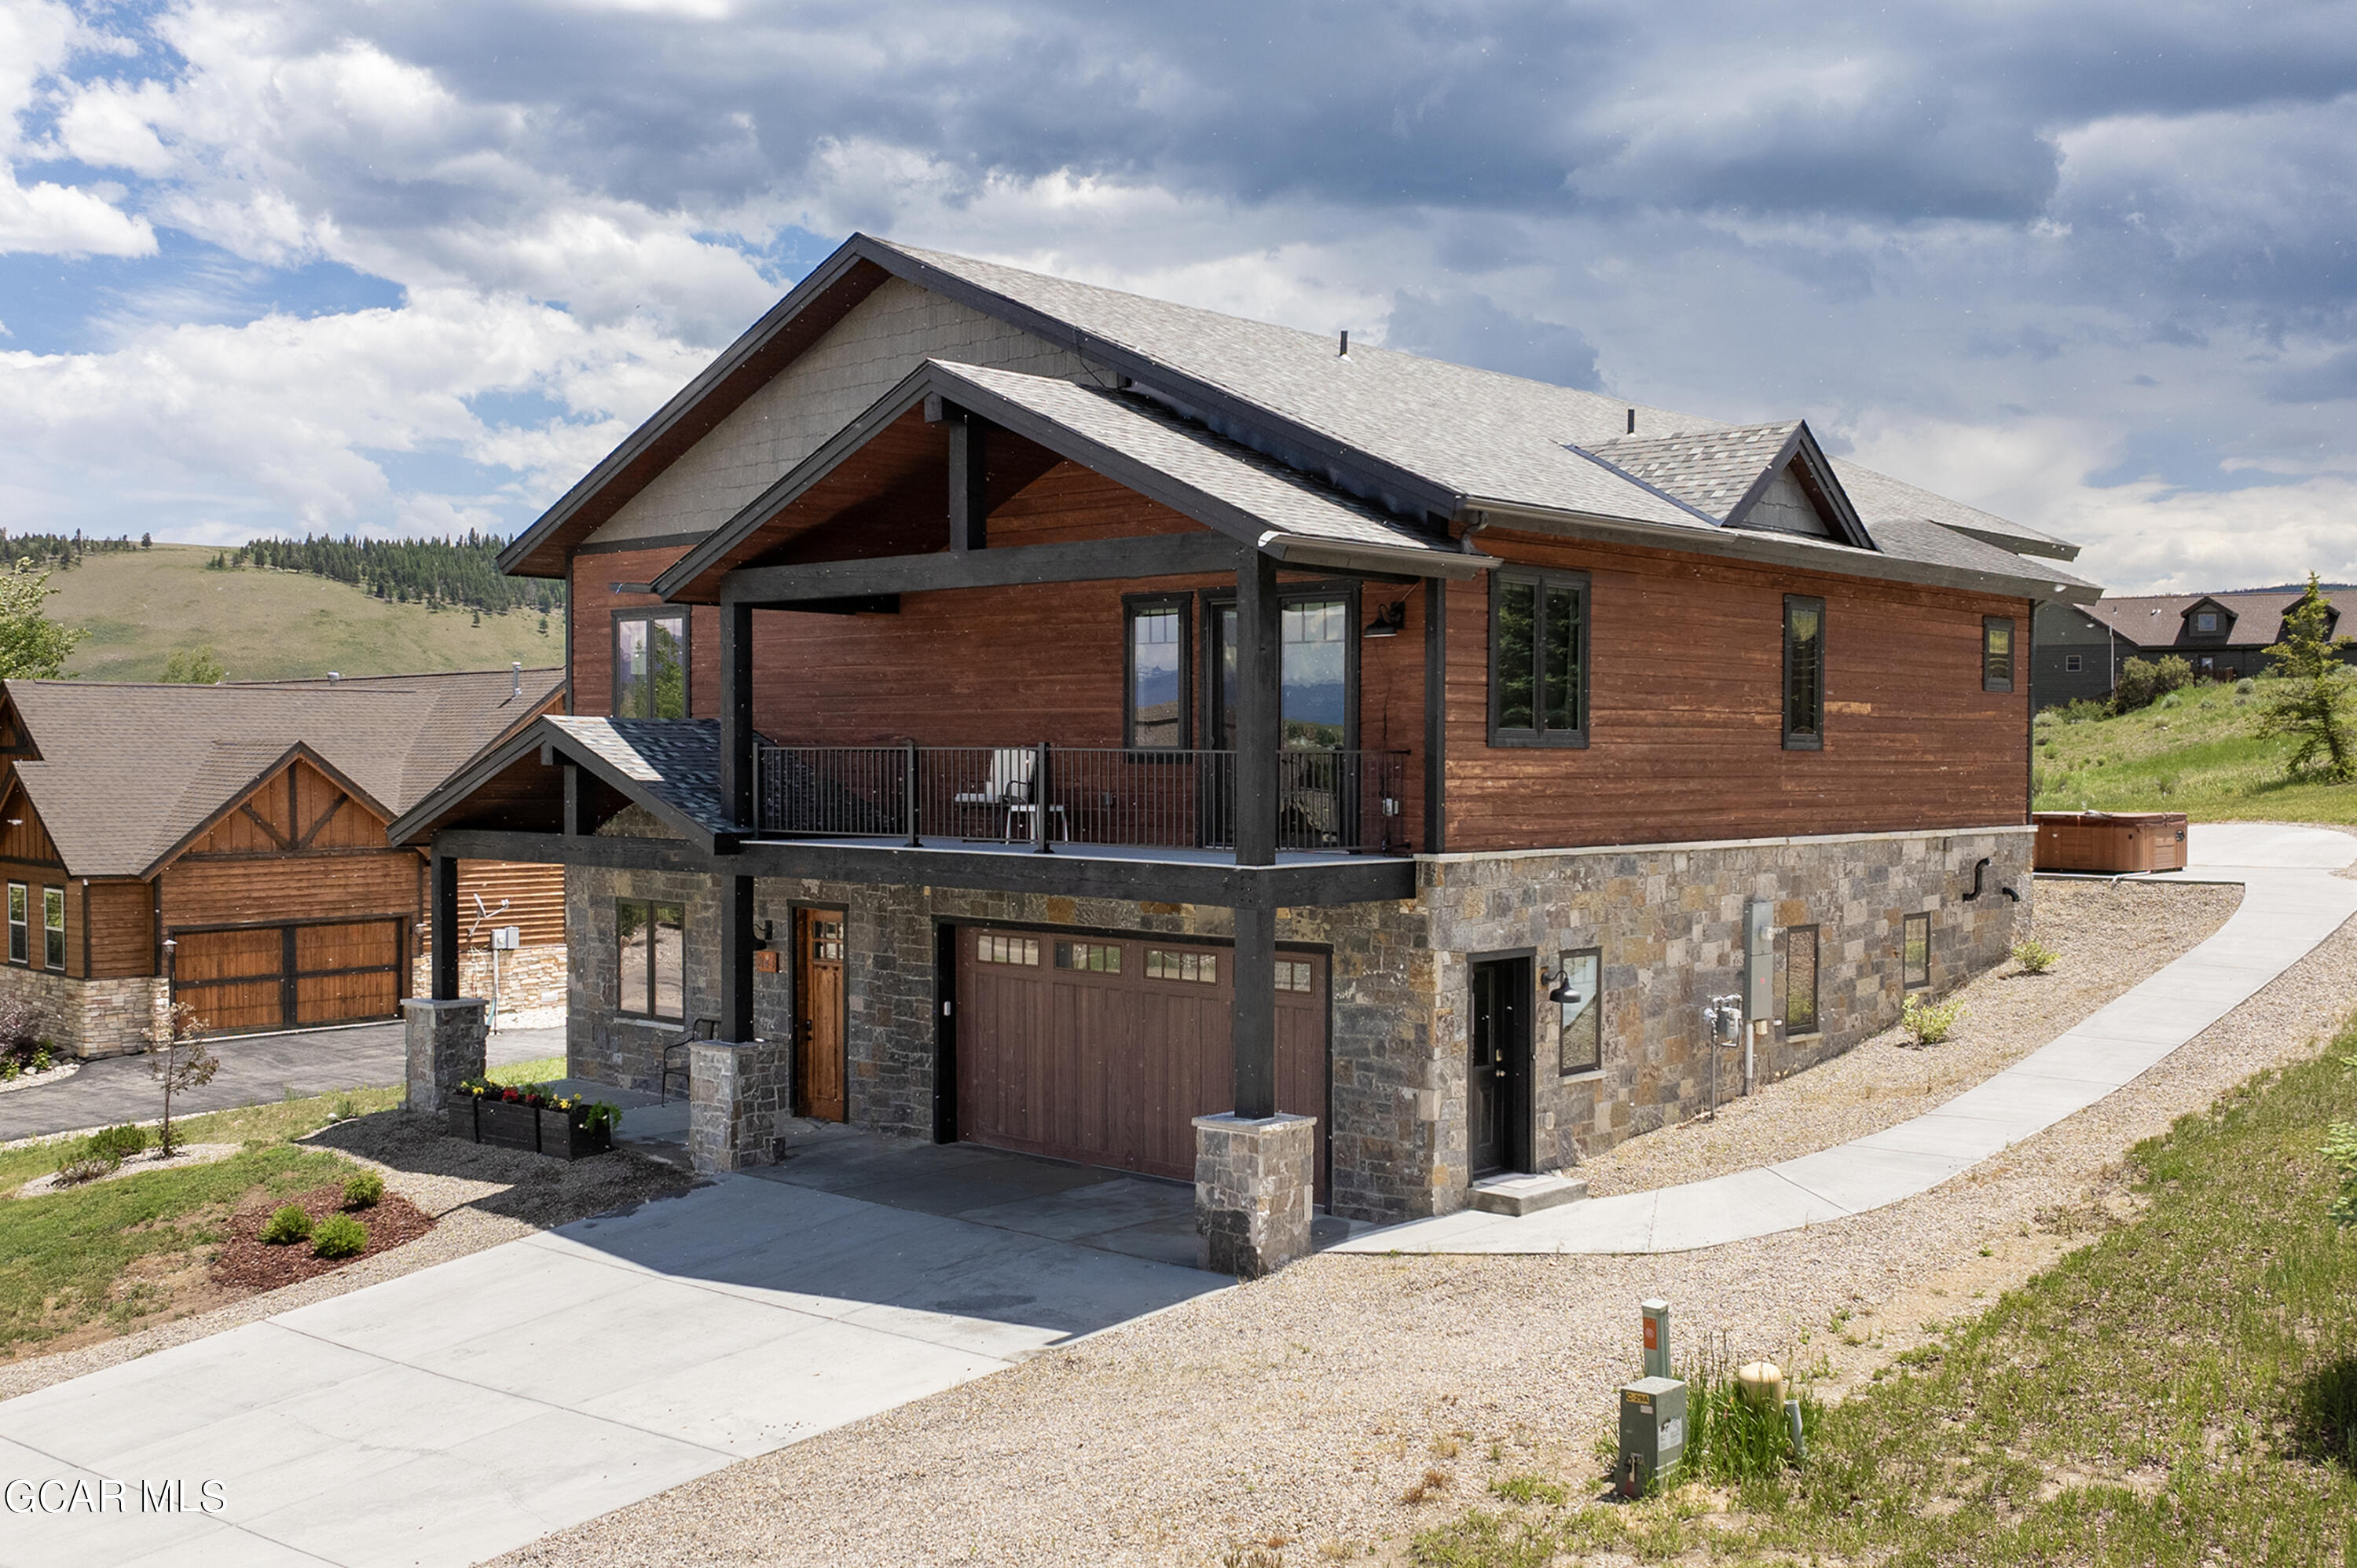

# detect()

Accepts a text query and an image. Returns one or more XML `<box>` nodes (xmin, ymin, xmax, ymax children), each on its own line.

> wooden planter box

<box><xmin>445</xmin><ymin>1095</ymin><xmax>614</xmax><ymax>1160</ymax></box>
<box><xmin>2033</xmin><ymin>811</ymin><xmax>2189</xmax><ymax>874</ymax></box>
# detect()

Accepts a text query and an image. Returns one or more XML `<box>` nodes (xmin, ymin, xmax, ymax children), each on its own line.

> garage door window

<box><xmin>1146</xmin><ymin>948</ymin><xmax>1217</xmax><ymax>984</ymax></box>
<box><xmin>1054</xmin><ymin>940</ymin><xmax>1120</xmax><ymax>973</ymax></box>
<box><xmin>42</xmin><ymin>887</ymin><xmax>64</xmax><ymax>970</ymax></box>
<box><xmin>618</xmin><ymin>899</ymin><xmax>685</xmax><ymax>1019</ymax></box>
<box><xmin>5</xmin><ymin>883</ymin><xmax>22</xmax><ymax>965</ymax></box>
<box><xmin>977</xmin><ymin>933</ymin><xmax>1039</xmax><ymax>965</ymax></box>
<box><xmin>1276</xmin><ymin>958</ymin><xmax>1314</xmax><ymax>992</ymax></box>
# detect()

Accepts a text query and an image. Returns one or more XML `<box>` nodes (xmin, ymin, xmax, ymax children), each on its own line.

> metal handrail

<box><xmin>753</xmin><ymin>743</ymin><xmax>1409</xmax><ymax>853</ymax></box>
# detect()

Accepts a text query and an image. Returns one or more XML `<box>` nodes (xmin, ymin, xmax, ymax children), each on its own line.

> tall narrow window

<box><xmin>616</xmin><ymin>897</ymin><xmax>685</xmax><ymax>1019</ymax></box>
<box><xmin>1208</xmin><ymin>589</ymin><xmax>1358</xmax><ymax>752</ymax></box>
<box><xmin>1783</xmin><ymin>595</ymin><xmax>1825</xmax><ymax>749</ymax></box>
<box><xmin>614</xmin><ymin>611</ymin><xmax>689</xmax><ymax>720</ymax></box>
<box><xmin>1784</xmin><ymin>925</ymin><xmax>1820</xmax><ymax>1035</ymax></box>
<box><xmin>1902</xmin><ymin>912</ymin><xmax>1930</xmax><ymax>991</ymax></box>
<box><xmin>1982</xmin><ymin>617</ymin><xmax>2015</xmax><ymax>692</ymax></box>
<box><xmin>6</xmin><ymin>883</ymin><xmax>24</xmax><ymax>965</ymax></box>
<box><xmin>1124</xmin><ymin>597</ymin><xmax>1189</xmax><ymax>749</ymax></box>
<box><xmin>42</xmin><ymin>886</ymin><xmax>64</xmax><ymax>971</ymax></box>
<box><xmin>1556</xmin><ymin>947</ymin><xmax>1603</xmax><ymax>1075</ymax></box>
<box><xmin>1490</xmin><ymin>570</ymin><xmax>1589</xmax><ymax>746</ymax></box>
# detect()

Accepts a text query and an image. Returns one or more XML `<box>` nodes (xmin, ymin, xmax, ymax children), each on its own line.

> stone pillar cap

<box><xmin>401</xmin><ymin>997</ymin><xmax>489</xmax><ymax>1011</ymax></box>
<box><xmin>1192</xmin><ymin>1111</ymin><xmax>1318</xmax><ymax>1130</ymax></box>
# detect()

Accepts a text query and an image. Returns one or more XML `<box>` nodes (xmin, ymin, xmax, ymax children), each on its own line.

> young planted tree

<box><xmin>2257</xmin><ymin>573</ymin><xmax>2357</xmax><ymax>779</ymax></box>
<box><xmin>147</xmin><ymin>1002</ymin><xmax>219</xmax><ymax>1156</ymax></box>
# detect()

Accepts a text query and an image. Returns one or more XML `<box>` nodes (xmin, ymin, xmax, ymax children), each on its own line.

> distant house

<box><xmin>2033</xmin><ymin>586</ymin><xmax>2357</xmax><ymax>708</ymax></box>
<box><xmin>0</xmin><ymin>666</ymin><xmax>565</xmax><ymax>1058</ymax></box>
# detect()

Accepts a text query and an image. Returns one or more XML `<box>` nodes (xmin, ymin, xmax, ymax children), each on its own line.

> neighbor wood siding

<box><xmin>0</xmin><ymin>785</ymin><xmax>63</xmax><ymax>868</ymax></box>
<box><xmin>1442</xmin><ymin>531</ymin><xmax>2033</xmax><ymax>850</ymax></box>
<box><xmin>86</xmin><ymin>880</ymin><xmax>154</xmax><ymax>978</ymax></box>
<box><xmin>456</xmin><ymin>860</ymin><xmax>565</xmax><ymax>946</ymax></box>
<box><xmin>0</xmin><ymin>859</ymin><xmax>79</xmax><ymax>976</ymax></box>
<box><xmin>164</xmin><ymin>757</ymin><xmax>420</xmax><ymax>931</ymax></box>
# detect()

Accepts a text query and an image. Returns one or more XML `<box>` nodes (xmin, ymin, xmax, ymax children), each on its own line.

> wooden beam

<box><xmin>720</xmin><ymin>533</ymin><xmax>1241</xmax><ymax>606</ymax></box>
<box><xmin>719</xmin><ymin>600</ymin><xmax>753</xmax><ymax>831</ymax></box>
<box><xmin>1233</xmin><ymin>544</ymin><xmax>1281</xmax><ymax>867</ymax></box>
<box><xmin>947</xmin><ymin>413</ymin><xmax>988</xmax><ymax>553</ymax></box>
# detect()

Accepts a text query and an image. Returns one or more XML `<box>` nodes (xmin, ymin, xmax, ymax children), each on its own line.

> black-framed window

<box><xmin>1902</xmin><ymin>912</ymin><xmax>1930</xmax><ymax>990</ymax></box>
<box><xmin>614</xmin><ymin>611</ymin><xmax>688</xmax><ymax>720</ymax></box>
<box><xmin>1202</xmin><ymin>581</ymin><xmax>1360</xmax><ymax>753</ymax></box>
<box><xmin>1124</xmin><ymin>595</ymin><xmax>1190</xmax><ymax>749</ymax></box>
<box><xmin>1784</xmin><ymin>924</ymin><xmax>1820</xmax><ymax>1035</ymax></box>
<box><xmin>42</xmin><ymin>886</ymin><xmax>64</xmax><ymax>971</ymax></box>
<box><xmin>1556</xmin><ymin>947</ymin><xmax>1602</xmax><ymax>1075</ymax></box>
<box><xmin>617</xmin><ymin>898</ymin><xmax>684</xmax><ymax>1019</ymax></box>
<box><xmin>1983</xmin><ymin>617</ymin><xmax>2015</xmax><ymax>692</ymax></box>
<box><xmin>1783</xmin><ymin>595</ymin><xmax>1825</xmax><ymax>749</ymax></box>
<box><xmin>6</xmin><ymin>882</ymin><xmax>24</xmax><ymax>965</ymax></box>
<box><xmin>2193</xmin><ymin>610</ymin><xmax>2220</xmax><ymax>634</ymax></box>
<box><xmin>1490</xmin><ymin>570</ymin><xmax>1589</xmax><ymax>746</ymax></box>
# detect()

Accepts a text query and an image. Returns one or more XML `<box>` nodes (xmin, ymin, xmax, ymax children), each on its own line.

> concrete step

<box><xmin>1469</xmin><ymin>1171</ymin><xmax>1589</xmax><ymax>1216</ymax></box>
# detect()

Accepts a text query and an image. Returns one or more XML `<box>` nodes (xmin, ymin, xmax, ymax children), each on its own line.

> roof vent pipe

<box><xmin>1337</xmin><ymin>330</ymin><xmax>1348</xmax><ymax>357</ymax></box>
<box><xmin>328</xmin><ymin>671</ymin><xmax>339</xmax><ymax>683</ymax></box>
<box><xmin>511</xmin><ymin>661</ymin><xmax>523</xmax><ymax>700</ymax></box>
<box><xmin>1626</xmin><ymin>408</ymin><xmax>1636</xmax><ymax>434</ymax></box>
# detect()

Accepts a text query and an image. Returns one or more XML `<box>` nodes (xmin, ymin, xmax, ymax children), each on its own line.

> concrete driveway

<box><xmin>0</xmin><ymin>1168</ymin><xmax>1226</xmax><ymax>1566</ymax></box>
<box><xmin>0</xmin><ymin>1023</ymin><xmax>562</xmax><ymax>1143</ymax></box>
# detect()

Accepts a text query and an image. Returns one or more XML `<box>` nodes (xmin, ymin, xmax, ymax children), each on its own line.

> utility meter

<box><xmin>1616</xmin><ymin>1376</ymin><xmax>1688</xmax><ymax>1497</ymax></box>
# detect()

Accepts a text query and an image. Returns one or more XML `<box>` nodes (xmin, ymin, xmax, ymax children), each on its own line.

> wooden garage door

<box><xmin>173</xmin><ymin>920</ymin><xmax>403</xmax><ymax>1035</ymax></box>
<box><xmin>953</xmin><ymin>926</ymin><xmax>1329</xmax><ymax>1197</ymax></box>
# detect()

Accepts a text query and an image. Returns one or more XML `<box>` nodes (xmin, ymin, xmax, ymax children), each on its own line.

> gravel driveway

<box><xmin>492</xmin><ymin>864</ymin><xmax>2357</xmax><ymax>1568</ymax></box>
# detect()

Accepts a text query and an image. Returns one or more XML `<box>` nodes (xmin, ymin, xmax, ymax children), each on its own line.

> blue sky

<box><xmin>2</xmin><ymin>0</ymin><xmax>2355</xmax><ymax>592</ymax></box>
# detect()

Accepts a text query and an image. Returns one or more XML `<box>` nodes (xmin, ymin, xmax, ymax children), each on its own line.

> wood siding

<box><xmin>163</xmin><ymin>757</ymin><xmax>419</xmax><ymax>931</ymax></box>
<box><xmin>573</xmin><ymin>548</ymin><xmax>721</xmax><ymax>721</ymax></box>
<box><xmin>1442</xmin><ymin>531</ymin><xmax>2033</xmax><ymax>850</ymax></box>
<box><xmin>456</xmin><ymin>860</ymin><xmax>565</xmax><ymax>946</ymax></box>
<box><xmin>86</xmin><ymin>880</ymin><xmax>153</xmax><ymax>978</ymax></box>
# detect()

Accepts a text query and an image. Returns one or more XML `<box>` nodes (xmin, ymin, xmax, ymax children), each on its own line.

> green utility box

<box><xmin>1617</xmin><ymin>1376</ymin><xmax>1688</xmax><ymax>1496</ymax></box>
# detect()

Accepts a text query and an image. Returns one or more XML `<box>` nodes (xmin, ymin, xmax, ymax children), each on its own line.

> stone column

<box><xmin>687</xmin><ymin>1038</ymin><xmax>792</xmax><ymax>1174</ymax></box>
<box><xmin>1194</xmin><ymin>1112</ymin><xmax>1317</xmax><ymax>1277</ymax></box>
<box><xmin>402</xmin><ymin>998</ymin><xmax>489</xmax><ymax>1115</ymax></box>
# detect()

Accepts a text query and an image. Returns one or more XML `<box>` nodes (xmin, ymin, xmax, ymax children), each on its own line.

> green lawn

<box><xmin>2033</xmin><ymin>680</ymin><xmax>2357</xmax><ymax>826</ymax></box>
<box><xmin>489</xmin><ymin>1056</ymin><xmax>565</xmax><ymax>1085</ymax></box>
<box><xmin>1413</xmin><ymin>1013</ymin><xmax>2357</xmax><ymax>1566</ymax></box>
<box><xmin>38</xmin><ymin>544</ymin><xmax>560</xmax><ymax>683</ymax></box>
<box><xmin>0</xmin><ymin>1084</ymin><xmax>400</xmax><ymax>1356</ymax></box>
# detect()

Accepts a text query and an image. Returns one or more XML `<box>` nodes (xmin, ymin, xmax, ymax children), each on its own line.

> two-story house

<box><xmin>394</xmin><ymin>235</ymin><xmax>2099</xmax><ymax>1273</ymax></box>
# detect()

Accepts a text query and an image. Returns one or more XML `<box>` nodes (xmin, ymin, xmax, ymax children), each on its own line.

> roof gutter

<box><xmin>1258</xmin><ymin>532</ymin><xmax>1497</xmax><ymax>581</ymax></box>
<box><xmin>1464</xmin><ymin>499</ymin><xmax>2102</xmax><ymax>606</ymax></box>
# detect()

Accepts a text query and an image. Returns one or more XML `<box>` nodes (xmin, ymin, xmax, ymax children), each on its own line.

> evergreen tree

<box><xmin>2258</xmin><ymin>573</ymin><xmax>2357</xmax><ymax>779</ymax></box>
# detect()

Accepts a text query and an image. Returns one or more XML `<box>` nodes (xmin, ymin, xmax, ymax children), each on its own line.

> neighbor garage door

<box><xmin>172</xmin><ymin>919</ymin><xmax>405</xmax><ymax>1034</ymax></box>
<box><xmin>953</xmin><ymin>925</ymin><xmax>1329</xmax><ymax>1196</ymax></box>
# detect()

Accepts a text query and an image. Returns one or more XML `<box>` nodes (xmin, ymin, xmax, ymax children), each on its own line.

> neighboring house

<box><xmin>392</xmin><ymin>235</ymin><xmax>2099</xmax><ymax>1262</ymax></box>
<box><xmin>2036</xmin><ymin>586</ymin><xmax>2357</xmax><ymax>706</ymax></box>
<box><xmin>0</xmin><ymin>666</ymin><xmax>565</xmax><ymax>1058</ymax></box>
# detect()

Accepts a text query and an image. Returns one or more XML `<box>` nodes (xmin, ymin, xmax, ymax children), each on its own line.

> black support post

<box><xmin>720</xmin><ymin>874</ymin><xmax>755</xmax><ymax>1042</ymax></box>
<box><xmin>430</xmin><ymin>847</ymin><xmax>459</xmax><ymax>1000</ymax></box>
<box><xmin>1231</xmin><ymin>543</ymin><xmax>1282</xmax><ymax>1119</ymax></box>
<box><xmin>562</xmin><ymin>762</ymin><xmax>583</xmax><ymax>837</ymax></box>
<box><xmin>719</xmin><ymin>599</ymin><xmax>754</xmax><ymax>832</ymax></box>
<box><xmin>948</xmin><ymin>414</ymin><xmax>988</xmax><ymax>553</ymax></box>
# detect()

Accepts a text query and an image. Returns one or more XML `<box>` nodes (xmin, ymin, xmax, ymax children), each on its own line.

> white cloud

<box><xmin>0</xmin><ymin>173</ymin><xmax>154</xmax><ymax>255</ymax></box>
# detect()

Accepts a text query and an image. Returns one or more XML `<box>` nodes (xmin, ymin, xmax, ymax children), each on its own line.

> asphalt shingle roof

<box><xmin>542</xmin><ymin>716</ymin><xmax>732</xmax><ymax>834</ymax></box>
<box><xmin>3</xmin><ymin>668</ymin><xmax>563</xmax><ymax>877</ymax></box>
<box><xmin>1579</xmin><ymin>422</ymin><xmax>1801</xmax><ymax>522</ymax></box>
<box><xmin>2083</xmin><ymin>588</ymin><xmax>2357</xmax><ymax>647</ymax></box>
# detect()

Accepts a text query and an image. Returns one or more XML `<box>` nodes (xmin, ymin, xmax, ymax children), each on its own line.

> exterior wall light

<box><xmin>1362</xmin><ymin>600</ymin><xmax>1406</xmax><ymax>638</ymax></box>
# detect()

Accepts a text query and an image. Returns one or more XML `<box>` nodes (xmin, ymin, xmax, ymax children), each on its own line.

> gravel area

<box><xmin>1579</xmin><ymin>877</ymin><xmax>2244</xmax><ymax>1196</ymax></box>
<box><xmin>0</xmin><ymin>1061</ymin><xmax>79</xmax><ymax>1096</ymax></box>
<box><xmin>11</xmin><ymin>1142</ymin><xmax>240</xmax><ymax>1200</ymax></box>
<box><xmin>493</xmin><ymin>883</ymin><xmax>2357</xmax><ymax>1568</ymax></box>
<box><xmin>0</xmin><ymin>1108</ymin><xmax>699</xmax><ymax>1402</ymax></box>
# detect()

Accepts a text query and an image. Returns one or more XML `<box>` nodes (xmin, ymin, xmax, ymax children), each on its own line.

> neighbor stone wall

<box><xmin>559</xmin><ymin>819</ymin><xmax>2029</xmax><ymax>1224</ymax></box>
<box><xmin>0</xmin><ymin>967</ymin><xmax>169</xmax><ymax>1060</ymax></box>
<box><xmin>409</xmin><ymin>946</ymin><xmax>568</xmax><ymax>1021</ymax></box>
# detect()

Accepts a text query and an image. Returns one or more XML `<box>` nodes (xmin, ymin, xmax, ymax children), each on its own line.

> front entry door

<box><xmin>1468</xmin><ymin>956</ymin><xmax>1531</xmax><ymax>1177</ymax></box>
<box><xmin>794</xmin><ymin>910</ymin><xmax>846</xmax><ymax>1121</ymax></box>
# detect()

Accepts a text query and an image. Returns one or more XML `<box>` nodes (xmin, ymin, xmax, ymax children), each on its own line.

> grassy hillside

<box><xmin>35</xmin><ymin>545</ymin><xmax>562</xmax><ymax>683</ymax></box>
<box><xmin>2034</xmin><ymin>680</ymin><xmax>2357</xmax><ymax>826</ymax></box>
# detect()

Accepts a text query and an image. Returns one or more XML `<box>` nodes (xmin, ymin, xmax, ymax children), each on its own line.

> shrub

<box><xmin>2055</xmin><ymin>697</ymin><xmax>2109</xmax><ymax>724</ymax></box>
<box><xmin>1</xmin><ymin>1059</ymin><xmax>15</xmax><ymax>1081</ymax></box>
<box><xmin>0</xmin><ymin>995</ymin><xmax>43</xmax><ymax>1057</ymax></box>
<box><xmin>28</xmin><ymin>1046</ymin><xmax>51</xmax><ymax>1073</ymax></box>
<box><xmin>343</xmin><ymin>1171</ymin><xmax>384</xmax><ymax>1210</ymax></box>
<box><xmin>51</xmin><ymin>1155</ymin><xmax>118</xmax><ymax>1186</ymax></box>
<box><xmin>260</xmin><ymin>1205</ymin><xmax>313</xmax><ymax>1245</ymax></box>
<box><xmin>2032</xmin><ymin>708</ymin><xmax>2056</xmax><ymax>728</ymax></box>
<box><xmin>2012</xmin><ymin>936</ymin><xmax>2058</xmax><ymax>975</ymax></box>
<box><xmin>1901</xmin><ymin>992</ymin><xmax>1966</xmax><ymax>1045</ymax></box>
<box><xmin>2236</xmin><ymin>676</ymin><xmax>2257</xmax><ymax>694</ymax></box>
<box><xmin>2113</xmin><ymin>654</ymin><xmax>2194</xmax><ymax>712</ymax></box>
<box><xmin>2157</xmin><ymin>691</ymin><xmax>2183</xmax><ymax>710</ymax></box>
<box><xmin>310</xmin><ymin>1213</ymin><xmax>368</xmax><ymax>1259</ymax></box>
<box><xmin>85</xmin><ymin>1123</ymin><xmax>148</xmax><ymax>1162</ymax></box>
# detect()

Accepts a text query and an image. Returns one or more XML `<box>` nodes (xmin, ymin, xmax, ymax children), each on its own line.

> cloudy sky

<box><xmin>2</xmin><ymin>0</ymin><xmax>2353</xmax><ymax>592</ymax></box>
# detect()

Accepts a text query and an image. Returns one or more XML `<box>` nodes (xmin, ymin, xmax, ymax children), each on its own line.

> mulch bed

<box><xmin>211</xmin><ymin>1181</ymin><xmax>437</xmax><ymax>1291</ymax></box>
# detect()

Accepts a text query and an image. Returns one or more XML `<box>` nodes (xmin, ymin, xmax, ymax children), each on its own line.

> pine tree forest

<box><xmin>203</xmin><ymin>533</ymin><xmax>567</xmax><ymax>617</ymax></box>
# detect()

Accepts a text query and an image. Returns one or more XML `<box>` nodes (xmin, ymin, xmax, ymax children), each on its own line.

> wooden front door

<box><xmin>1468</xmin><ymin>956</ymin><xmax>1531</xmax><ymax>1177</ymax></box>
<box><xmin>173</xmin><ymin>919</ymin><xmax>404</xmax><ymax>1035</ymax></box>
<box><xmin>794</xmin><ymin>909</ymin><xmax>846</xmax><ymax>1122</ymax></box>
<box><xmin>952</xmin><ymin>925</ymin><xmax>1331</xmax><ymax>1197</ymax></box>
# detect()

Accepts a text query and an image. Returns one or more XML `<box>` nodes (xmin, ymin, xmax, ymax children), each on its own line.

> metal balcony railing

<box><xmin>753</xmin><ymin>743</ymin><xmax>1410</xmax><ymax>855</ymax></box>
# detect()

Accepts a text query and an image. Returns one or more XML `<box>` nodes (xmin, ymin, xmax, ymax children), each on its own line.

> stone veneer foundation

<box><xmin>564</xmin><ymin>819</ymin><xmax>2032</xmax><ymax>1223</ymax></box>
<box><xmin>0</xmin><ymin>969</ymin><xmax>170</xmax><ymax>1060</ymax></box>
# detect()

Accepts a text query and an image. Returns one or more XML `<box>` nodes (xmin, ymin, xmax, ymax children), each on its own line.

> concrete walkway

<box><xmin>0</xmin><ymin>1164</ymin><xmax>1224</xmax><ymax>1566</ymax></box>
<box><xmin>1335</xmin><ymin>822</ymin><xmax>2357</xmax><ymax>1257</ymax></box>
<box><xmin>0</xmin><ymin>1023</ymin><xmax>562</xmax><ymax>1144</ymax></box>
